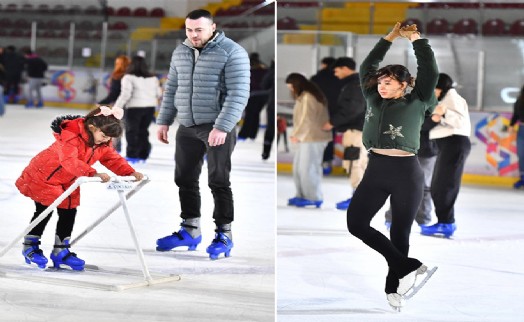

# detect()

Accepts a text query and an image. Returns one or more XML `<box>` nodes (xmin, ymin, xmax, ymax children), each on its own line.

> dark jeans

<box><xmin>29</xmin><ymin>202</ymin><xmax>77</xmax><ymax>240</ymax></box>
<box><xmin>175</xmin><ymin>124</ymin><xmax>236</xmax><ymax>225</ymax></box>
<box><xmin>125</xmin><ymin>107</ymin><xmax>155</xmax><ymax>159</ymax></box>
<box><xmin>347</xmin><ymin>152</ymin><xmax>424</xmax><ymax>292</ymax></box>
<box><xmin>431</xmin><ymin>135</ymin><xmax>471</xmax><ymax>223</ymax></box>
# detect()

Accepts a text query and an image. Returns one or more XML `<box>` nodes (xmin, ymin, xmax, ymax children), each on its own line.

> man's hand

<box><xmin>208</xmin><ymin>128</ymin><xmax>227</xmax><ymax>146</ymax></box>
<box><xmin>157</xmin><ymin>125</ymin><xmax>170</xmax><ymax>144</ymax></box>
<box><xmin>322</xmin><ymin>121</ymin><xmax>334</xmax><ymax>131</ymax></box>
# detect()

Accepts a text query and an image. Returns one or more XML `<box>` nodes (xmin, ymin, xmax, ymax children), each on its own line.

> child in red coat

<box><xmin>16</xmin><ymin>106</ymin><xmax>144</xmax><ymax>270</ymax></box>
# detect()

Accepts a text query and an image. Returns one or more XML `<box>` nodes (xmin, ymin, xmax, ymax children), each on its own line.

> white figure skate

<box><xmin>397</xmin><ymin>264</ymin><xmax>438</xmax><ymax>300</ymax></box>
<box><xmin>387</xmin><ymin>293</ymin><xmax>404</xmax><ymax>312</ymax></box>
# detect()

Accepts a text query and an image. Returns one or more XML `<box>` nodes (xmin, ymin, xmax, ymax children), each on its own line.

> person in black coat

<box><xmin>99</xmin><ymin>55</ymin><xmax>130</xmax><ymax>105</ymax></box>
<box><xmin>238</xmin><ymin>52</ymin><xmax>269</xmax><ymax>140</ymax></box>
<box><xmin>98</xmin><ymin>55</ymin><xmax>130</xmax><ymax>152</ymax></box>
<box><xmin>509</xmin><ymin>84</ymin><xmax>524</xmax><ymax>189</ymax></box>
<box><xmin>311</xmin><ymin>57</ymin><xmax>344</xmax><ymax>173</ymax></box>
<box><xmin>0</xmin><ymin>46</ymin><xmax>25</xmax><ymax>104</ymax></box>
<box><xmin>21</xmin><ymin>48</ymin><xmax>48</xmax><ymax>108</ymax></box>
<box><xmin>261</xmin><ymin>60</ymin><xmax>275</xmax><ymax>160</ymax></box>
<box><xmin>322</xmin><ymin>57</ymin><xmax>367</xmax><ymax>210</ymax></box>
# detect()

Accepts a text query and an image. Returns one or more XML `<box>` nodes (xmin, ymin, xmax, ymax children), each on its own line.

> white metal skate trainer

<box><xmin>397</xmin><ymin>264</ymin><xmax>438</xmax><ymax>300</ymax></box>
<box><xmin>387</xmin><ymin>293</ymin><xmax>404</xmax><ymax>312</ymax></box>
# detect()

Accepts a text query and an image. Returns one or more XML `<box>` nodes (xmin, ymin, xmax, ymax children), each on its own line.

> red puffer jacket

<box><xmin>16</xmin><ymin>117</ymin><xmax>135</xmax><ymax>209</ymax></box>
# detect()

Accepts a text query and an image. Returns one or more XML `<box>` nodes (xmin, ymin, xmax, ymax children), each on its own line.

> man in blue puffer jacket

<box><xmin>155</xmin><ymin>9</ymin><xmax>250</xmax><ymax>260</ymax></box>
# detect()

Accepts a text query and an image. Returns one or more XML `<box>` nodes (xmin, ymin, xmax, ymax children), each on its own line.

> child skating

<box><xmin>15</xmin><ymin>105</ymin><xmax>144</xmax><ymax>271</ymax></box>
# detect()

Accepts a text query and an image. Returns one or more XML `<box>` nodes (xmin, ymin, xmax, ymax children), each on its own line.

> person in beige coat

<box><xmin>285</xmin><ymin>73</ymin><xmax>332</xmax><ymax>207</ymax></box>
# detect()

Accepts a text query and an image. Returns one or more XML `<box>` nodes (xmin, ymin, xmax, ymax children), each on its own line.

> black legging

<box><xmin>125</xmin><ymin>107</ymin><xmax>156</xmax><ymax>159</ymax></box>
<box><xmin>431</xmin><ymin>135</ymin><xmax>471</xmax><ymax>223</ymax></box>
<box><xmin>262</xmin><ymin>97</ymin><xmax>275</xmax><ymax>157</ymax></box>
<box><xmin>29</xmin><ymin>202</ymin><xmax>77</xmax><ymax>240</ymax></box>
<box><xmin>347</xmin><ymin>151</ymin><xmax>424</xmax><ymax>292</ymax></box>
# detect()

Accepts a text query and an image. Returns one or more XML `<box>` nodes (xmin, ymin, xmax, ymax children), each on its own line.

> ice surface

<box><xmin>277</xmin><ymin>172</ymin><xmax>524</xmax><ymax>322</ymax></box>
<box><xmin>0</xmin><ymin>105</ymin><xmax>275</xmax><ymax>322</ymax></box>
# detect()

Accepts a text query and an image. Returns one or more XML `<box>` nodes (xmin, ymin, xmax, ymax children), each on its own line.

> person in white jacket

<box><xmin>113</xmin><ymin>55</ymin><xmax>162</xmax><ymax>163</ymax></box>
<box><xmin>421</xmin><ymin>73</ymin><xmax>471</xmax><ymax>238</ymax></box>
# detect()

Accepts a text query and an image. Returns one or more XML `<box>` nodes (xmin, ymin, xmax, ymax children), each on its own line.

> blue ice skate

<box><xmin>294</xmin><ymin>198</ymin><xmax>322</xmax><ymax>208</ymax></box>
<box><xmin>50</xmin><ymin>238</ymin><xmax>85</xmax><ymax>271</ymax></box>
<box><xmin>156</xmin><ymin>228</ymin><xmax>202</xmax><ymax>251</ymax></box>
<box><xmin>125</xmin><ymin>157</ymin><xmax>145</xmax><ymax>164</ymax></box>
<box><xmin>287</xmin><ymin>197</ymin><xmax>305</xmax><ymax>206</ymax></box>
<box><xmin>420</xmin><ymin>223</ymin><xmax>456</xmax><ymax>238</ymax></box>
<box><xmin>336</xmin><ymin>198</ymin><xmax>351</xmax><ymax>210</ymax></box>
<box><xmin>22</xmin><ymin>236</ymin><xmax>48</xmax><ymax>269</ymax></box>
<box><xmin>513</xmin><ymin>176</ymin><xmax>524</xmax><ymax>189</ymax></box>
<box><xmin>206</xmin><ymin>232</ymin><xmax>234</xmax><ymax>260</ymax></box>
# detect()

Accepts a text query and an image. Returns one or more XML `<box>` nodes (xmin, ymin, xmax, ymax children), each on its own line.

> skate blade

<box><xmin>421</xmin><ymin>233</ymin><xmax>454</xmax><ymax>239</ymax></box>
<box><xmin>45</xmin><ymin>266</ymin><xmax>84</xmax><ymax>273</ymax></box>
<box><xmin>403</xmin><ymin>266</ymin><xmax>438</xmax><ymax>300</ymax></box>
<box><xmin>389</xmin><ymin>305</ymin><xmax>401</xmax><ymax>312</ymax></box>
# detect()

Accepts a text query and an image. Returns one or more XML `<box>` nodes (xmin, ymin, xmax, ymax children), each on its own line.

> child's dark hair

<box><xmin>84</xmin><ymin>107</ymin><xmax>123</xmax><ymax>146</ymax></box>
<box><xmin>364</xmin><ymin>64</ymin><xmax>415</xmax><ymax>90</ymax></box>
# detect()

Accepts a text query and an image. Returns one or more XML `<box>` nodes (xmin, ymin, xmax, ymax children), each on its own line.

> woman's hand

<box><xmin>290</xmin><ymin>136</ymin><xmax>299</xmax><ymax>144</ymax></box>
<box><xmin>399</xmin><ymin>24</ymin><xmax>418</xmax><ymax>38</ymax></box>
<box><xmin>433</xmin><ymin>104</ymin><xmax>447</xmax><ymax>116</ymax></box>
<box><xmin>384</xmin><ymin>22</ymin><xmax>402</xmax><ymax>42</ymax></box>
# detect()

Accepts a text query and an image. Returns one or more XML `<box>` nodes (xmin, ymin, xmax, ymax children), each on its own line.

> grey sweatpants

<box><xmin>293</xmin><ymin>141</ymin><xmax>328</xmax><ymax>201</ymax></box>
<box><xmin>27</xmin><ymin>78</ymin><xmax>45</xmax><ymax>104</ymax></box>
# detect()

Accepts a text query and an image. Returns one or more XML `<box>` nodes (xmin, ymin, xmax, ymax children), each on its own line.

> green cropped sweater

<box><xmin>359</xmin><ymin>38</ymin><xmax>439</xmax><ymax>154</ymax></box>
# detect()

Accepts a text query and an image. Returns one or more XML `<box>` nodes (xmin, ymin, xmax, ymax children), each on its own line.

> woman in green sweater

<box><xmin>346</xmin><ymin>23</ymin><xmax>439</xmax><ymax>311</ymax></box>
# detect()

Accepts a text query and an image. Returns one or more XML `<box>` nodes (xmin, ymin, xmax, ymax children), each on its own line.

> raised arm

<box><xmin>410</xmin><ymin>37</ymin><xmax>439</xmax><ymax>103</ymax></box>
<box><xmin>359</xmin><ymin>23</ymin><xmax>402</xmax><ymax>96</ymax></box>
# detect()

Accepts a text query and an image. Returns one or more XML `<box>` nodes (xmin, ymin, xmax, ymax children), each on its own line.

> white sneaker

<box><xmin>386</xmin><ymin>293</ymin><xmax>403</xmax><ymax>312</ymax></box>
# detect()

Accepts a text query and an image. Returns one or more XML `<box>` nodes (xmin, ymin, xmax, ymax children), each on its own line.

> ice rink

<box><xmin>277</xmin><ymin>173</ymin><xmax>524</xmax><ymax>322</ymax></box>
<box><xmin>2</xmin><ymin>104</ymin><xmax>524</xmax><ymax>322</ymax></box>
<box><xmin>0</xmin><ymin>105</ymin><xmax>275</xmax><ymax>322</ymax></box>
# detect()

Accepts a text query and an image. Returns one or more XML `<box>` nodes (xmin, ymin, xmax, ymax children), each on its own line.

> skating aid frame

<box><xmin>0</xmin><ymin>175</ymin><xmax>180</xmax><ymax>291</ymax></box>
